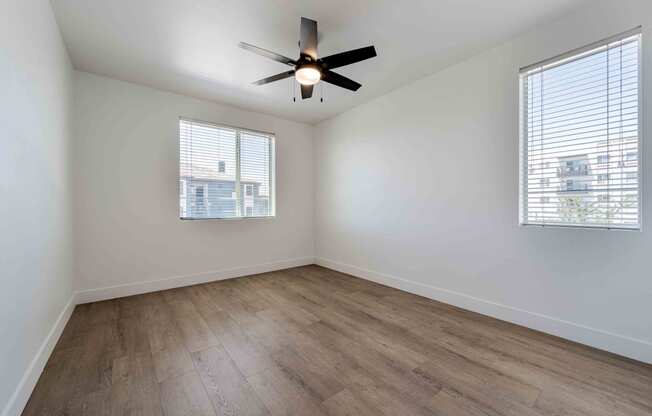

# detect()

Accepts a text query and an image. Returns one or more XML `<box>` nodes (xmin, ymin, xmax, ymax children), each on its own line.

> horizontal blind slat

<box><xmin>179</xmin><ymin>119</ymin><xmax>275</xmax><ymax>219</ymax></box>
<box><xmin>520</xmin><ymin>31</ymin><xmax>641</xmax><ymax>230</ymax></box>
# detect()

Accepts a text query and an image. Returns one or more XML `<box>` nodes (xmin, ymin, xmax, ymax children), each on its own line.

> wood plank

<box><xmin>271</xmin><ymin>346</ymin><xmax>344</xmax><ymax>402</ymax></box>
<box><xmin>301</xmin><ymin>321</ymin><xmax>442</xmax><ymax>405</ymax></box>
<box><xmin>111</xmin><ymin>353</ymin><xmax>163</xmax><ymax>416</ymax></box>
<box><xmin>429</xmin><ymin>389</ymin><xmax>495</xmax><ymax>416</ymax></box>
<box><xmin>117</xmin><ymin>315</ymin><xmax>151</xmax><ymax>356</ymax></box>
<box><xmin>199</xmin><ymin>309</ymin><xmax>275</xmax><ymax>378</ymax></box>
<box><xmin>192</xmin><ymin>346</ymin><xmax>269</xmax><ymax>416</ymax></box>
<box><xmin>353</xmin><ymin>382</ymin><xmax>439</xmax><ymax>416</ymax></box>
<box><xmin>142</xmin><ymin>293</ymin><xmax>195</xmax><ymax>383</ymax></box>
<box><xmin>322</xmin><ymin>389</ymin><xmax>382</xmax><ymax>416</ymax></box>
<box><xmin>160</xmin><ymin>371</ymin><xmax>217</xmax><ymax>416</ymax></box>
<box><xmin>74</xmin><ymin>320</ymin><xmax>126</xmax><ymax>396</ymax></box>
<box><xmin>162</xmin><ymin>288</ymin><xmax>220</xmax><ymax>352</ymax></box>
<box><xmin>413</xmin><ymin>360</ymin><xmax>544</xmax><ymax>416</ymax></box>
<box><xmin>247</xmin><ymin>365</ymin><xmax>328</xmax><ymax>416</ymax></box>
<box><xmin>66</xmin><ymin>388</ymin><xmax>112</xmax><ymax>416</ymax></box>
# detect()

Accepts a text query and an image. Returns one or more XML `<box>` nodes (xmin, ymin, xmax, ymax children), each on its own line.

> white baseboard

<box><xmin>75</xmin><ymin>256</ymin><xmax>315</xmax><ymax>304</ymax></box>
<box><xmin>2</xmin><ymin>294</ymin><xmax>76</xmax><ymax>416</ymax></box>
<box><xmin>315</xmin><ymin>257</ymin><xmax>652</xmax><ymax>365</ymax></box>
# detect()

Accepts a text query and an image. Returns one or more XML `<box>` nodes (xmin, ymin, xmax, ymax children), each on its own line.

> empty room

<box><xmin>2</xmin><ymin>0</ymin><xmax>652</xmax><ymax>415</ymax></box>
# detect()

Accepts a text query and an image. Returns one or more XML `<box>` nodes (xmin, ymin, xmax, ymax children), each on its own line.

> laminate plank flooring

<box><xmin>22</xmin><ymin>265</ymin><xmax>652</xmax><ymax>416</ymax></box>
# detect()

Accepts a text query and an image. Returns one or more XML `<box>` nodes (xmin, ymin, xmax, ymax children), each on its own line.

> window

<box><xmin>625</xmin><ymin>151</ymin><xmax>638</xmax><ymax>166</ymax></box>
<box><xmin>519</xmin><ymin>29</ymin><xmax>641</xmax><ymax>230</ymax></box>
<box><xmin>563</xmin><ymin>179</ymin><xmax>591</xmax><ymax>192</ymax></box>
<box><xmin>559</xmin><ymin>156</ymin><xmax>590</xmax><ymax>177</ymax></box>
<box><xmin>194</xmin><ymin>185</ymin><xmax>207</xmax><ymax>214</ymax></box>
<box><xmin>179</xmin><ymin>179</ymin><xmax>187</xmax><ymax>217</ymax></box>
<box><xmin>179</xmin><ymin>118</ymin><xmax>275</xmax><ymax>219</ymax></box>
<box><xmin>626</xmin><ymin>172</ymin><xmax>638</xmax><ymax>184</ymax></box>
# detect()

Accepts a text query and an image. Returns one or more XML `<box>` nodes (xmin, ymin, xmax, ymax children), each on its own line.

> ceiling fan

<box><xmin>239</xmin><ymin>17</ymin><xmax>377</xmax><ymax>100</ymax></box>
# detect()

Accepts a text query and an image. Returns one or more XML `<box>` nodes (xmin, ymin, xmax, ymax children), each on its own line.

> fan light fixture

<box><xmin>239</xmin><ymin>17</ymin><xmax>377</xmax><ymax>100</ymax></box>
<box><xmin>295</xmin><ymin>65</ymin><xmax>321</xmax><ymax>85</ymax></box>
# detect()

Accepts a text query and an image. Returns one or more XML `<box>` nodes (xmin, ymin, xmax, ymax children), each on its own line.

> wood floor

<box><xmin>23</xmin><ymin>265</ymin><xmax>652</xmax><ymax>416</ymax></box>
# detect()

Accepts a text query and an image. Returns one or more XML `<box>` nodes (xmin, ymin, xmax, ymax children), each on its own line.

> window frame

<box><xmin>178</xmin><ymin>117</ymin><xmax>277</xmax><ymax>220</ymax></box>
<box><xmin>518</xmin><ymin>27</ymin><xmax>644</xmax><ymax>231</ymax></box>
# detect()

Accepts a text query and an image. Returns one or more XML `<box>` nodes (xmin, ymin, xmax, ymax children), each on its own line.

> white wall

<box><xmin>314</xmin><ymin>0</ymin><xmax>652</xmax><ymax>363</ymax></box>
<box><xmin>0</xmin><ymin>0</ymin><xmax>75</xmax><ymax>414</ymax></box>
<box><xmin>73</xmin><ymin>72</ymin><xmax>314</xmax><ymax>298</ymax></box>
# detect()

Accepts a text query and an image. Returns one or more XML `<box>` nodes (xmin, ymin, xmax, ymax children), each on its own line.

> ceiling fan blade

<box><xmin>321</xmin><ymin>71</ymin><xmax>362</xmax><ymax>91</ymax></box>
<box><xmin>319</xmin><ymin>46</ymin><xmax>377</xmax><ymax>70</ymax></box>
<box><xmin>299</xmin><ymin>17</ymin><xmax>318</xmax><ymax>60</ymax></box>
<box><xmin>300</xmin><ymin>84</ymin><xmax>313</xmax><ymax>99</ymax></box>
<box><xmin>238</xmin><ymin>42</ymin><xmax>296</xmax><ymax>66</ymax></box>
<box><xmin>252</xmin><ymin>70</ymin><xmax>295</xmax><ymax>86</ymax></box>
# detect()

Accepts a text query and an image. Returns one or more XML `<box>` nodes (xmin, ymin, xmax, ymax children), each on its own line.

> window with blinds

<box><xmin>519</xmin><ymin>29</ymin><xmax>642</xmax><ymax>230</ymax></box>
<box><xmin>179</xmin><ymin>118</ymin><xmax>275</xmax><ymax>219</ymax></box>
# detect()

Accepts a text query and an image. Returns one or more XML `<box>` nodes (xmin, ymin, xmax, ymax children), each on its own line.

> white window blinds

<box><xmin>179</xmin><ymin>118</ymin><xmax>275</xmax><ymax>219</ymax></box>
<box><xmin>519</xmin><ymin>29</ymin><xmax>642</xmax><ymax>230</ymax></box>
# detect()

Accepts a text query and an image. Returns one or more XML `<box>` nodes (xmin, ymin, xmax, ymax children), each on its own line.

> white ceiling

<box><xmin>51</xmin><ymin>0</ymin><xmax>587</xmax><ymax>124</ymax></box>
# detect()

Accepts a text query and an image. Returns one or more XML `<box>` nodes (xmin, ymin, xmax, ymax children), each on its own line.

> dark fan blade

<box><xmin>299</xmin><ymin>17</ymin><xmax>318</xmax><ymax>60</ymax></box>
<box><xmin>319</xmin><ymin>46</ymin><xmax>377</xmax><ymax>70</ymax></box>
<box><xmin>253</xmin><ymin>70</ymin><xmax>295</xmax><ymax>86</ymax></box>
<box><xmin>321</xmin><ymin>71</ymin><xmax>361</xmax><ymax>91</ymax></box>
<box><xmin>238</xmin><ymin>42</ymin><xmax>296</xmax><ymax>66</ymax></box>
<box><xmin>300</xmin><ymin>84</ymin><xmax>313</xmax><ymax>99</ymax></box>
